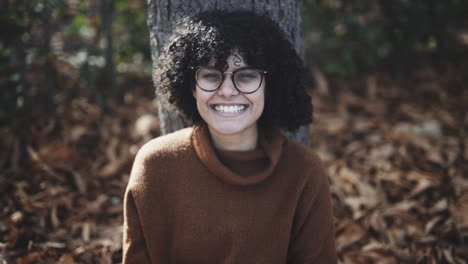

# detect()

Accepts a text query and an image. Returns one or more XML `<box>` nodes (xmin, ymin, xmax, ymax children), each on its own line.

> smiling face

<box><xmin>192</xmin><ymin>53</ymin><xmax>265</xmax><ymax>145</ymax></box>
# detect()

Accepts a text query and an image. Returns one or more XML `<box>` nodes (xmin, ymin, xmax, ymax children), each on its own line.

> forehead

<box><xmin>208</xmin><ymin>53</ymin><xmax>247</xmax><ymax>67</ymax></box>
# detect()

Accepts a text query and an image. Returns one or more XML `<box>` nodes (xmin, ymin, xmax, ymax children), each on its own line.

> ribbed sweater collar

<box><xmin>191</xmin><ymin>124</ymin><xmax>285</xmax><ymax>186</ymax></box>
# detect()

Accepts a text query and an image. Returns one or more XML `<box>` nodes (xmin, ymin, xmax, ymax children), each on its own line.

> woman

<box><xmin>123</xmin><ymin>10</ymin><xmax>337</xmax><ymax>263</ymax></box>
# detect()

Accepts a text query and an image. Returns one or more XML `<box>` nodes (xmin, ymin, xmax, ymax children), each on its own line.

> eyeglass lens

<box><xmin>195</xmin><ymin>67</ymin><xmax>263</xmax><ymax>93</ymax></box>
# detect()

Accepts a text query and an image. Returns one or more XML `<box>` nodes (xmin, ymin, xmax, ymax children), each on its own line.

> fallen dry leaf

<box><xmin>1</xmin><ymin>61</ymin><xmax>466</xmax><ymax>263</ymax></box>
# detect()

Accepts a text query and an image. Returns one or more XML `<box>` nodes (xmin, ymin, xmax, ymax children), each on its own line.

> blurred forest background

<box><xmin>1</xmin><ymin>0</ymin><xmax>467</xmax><ymax>263</ymax></box>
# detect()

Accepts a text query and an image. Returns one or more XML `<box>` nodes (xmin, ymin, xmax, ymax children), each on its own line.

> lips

<box><xmin>211</xmin><ymin>104</ymin><xmax>248</xmax><ymax>114</ymax></box>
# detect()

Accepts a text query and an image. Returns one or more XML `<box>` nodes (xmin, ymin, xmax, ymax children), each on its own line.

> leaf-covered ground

<box><xmin>1</xmin><ymin>64</ymin><xmax>467</xmax><ymax>263</ymax></box>
<box><xmin>311</xmin><ymin>66</ymin><xmax>467</xmax><ymax>263</ymax></box>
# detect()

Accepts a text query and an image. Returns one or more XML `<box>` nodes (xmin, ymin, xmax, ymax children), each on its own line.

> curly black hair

<box><xmin>153</xmin><ymin>10</ymin><xmax>313</xmax><ymax>131</ymax></box>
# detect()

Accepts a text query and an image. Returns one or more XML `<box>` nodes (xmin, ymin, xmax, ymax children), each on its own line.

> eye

<box><xmin>197</xmin><ymin>68</ymin><xmax>222</xmax><ymax>83</ymax></box>
<box><xmin>235</xmin><ymin>70</ymin><xmax>260</xmax><ymax>83</ymax></box>
<box><xmin>202</xmin><ymin>73</ymin><xmax>220</xmax><ymax>80</ymax></box>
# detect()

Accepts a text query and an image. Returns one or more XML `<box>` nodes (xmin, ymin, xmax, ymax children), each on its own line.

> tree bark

<box><xmin>147</xmin><ymin>0</ymin><xmax>310</xmax><ymax>145</ymax></box>
<box><xmin>102</xmin><ymin>0</ymin><xmax>116</xmax><ymax>102</ymax></box>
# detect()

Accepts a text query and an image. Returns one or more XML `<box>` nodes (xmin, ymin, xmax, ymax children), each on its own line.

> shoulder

<box><xmin>283</xmin><ymin>138</ymin><xmax>324</xmax><ymax>171</ymax></box>
<box><xmin>282</xmin><ymin>139</ymin><xmax>333</xmax><ymax>220</ymax></box>
<box><xmin>135</xmin><ymin>126</ymin><xmax>193</xmax><ymax>162</ymax></box>
<box><xmin>282</xmin><ymin>137</ymin><xmax>329</xmax><ymax>187</ymax></box>
<box><xmin>127</xmin><ymin>127</ymin><xmax>194</xmax><ymax>190</ymax></box>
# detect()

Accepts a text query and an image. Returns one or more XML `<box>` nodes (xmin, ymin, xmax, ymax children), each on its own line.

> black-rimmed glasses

<box><xmin>191</xmin><ymin>66</ymin><xmax>267</xmax><ymax>94</ymax></box>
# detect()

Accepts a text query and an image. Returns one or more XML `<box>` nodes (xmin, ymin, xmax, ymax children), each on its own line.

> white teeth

<box><xmin>214</xmin><ymin>105</ymin><xmax>246</xmax><ymax>114</ymax></box>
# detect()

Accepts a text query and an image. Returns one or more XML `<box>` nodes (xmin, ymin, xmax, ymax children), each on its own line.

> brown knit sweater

<box><xmin>123</xmin><ymin>124</ymin><xmax>337</xmax><ymax>263</ymax></box>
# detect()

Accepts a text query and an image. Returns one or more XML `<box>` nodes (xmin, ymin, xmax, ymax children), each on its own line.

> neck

<box><xmin>208</xmin><ymin>125</ymin><xmax>259</xmax><ymax>151</ymax></box>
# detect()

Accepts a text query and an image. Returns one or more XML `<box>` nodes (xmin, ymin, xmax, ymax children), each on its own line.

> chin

<box><xmin>211</xmin><ymin>124</ymin><xmax>245</xmax><ymax>135</ymax></box>
<box><xmin>209</xmin><ymin>121</ymin><xmax>256</xmax><ymax>136</ymax></box>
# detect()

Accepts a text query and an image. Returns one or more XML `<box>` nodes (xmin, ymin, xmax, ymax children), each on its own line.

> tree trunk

<box><xmin>147</xmin><ymin>0</ymin><xmax>310</xmax><ymax>145</ymax></box>
<box><xmin>102</xmin><ymin>0</ymin><xmax>116</xmax><ymax>102</ymax></box>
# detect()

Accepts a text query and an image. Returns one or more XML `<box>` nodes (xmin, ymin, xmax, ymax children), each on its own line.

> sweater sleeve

<box><xmin>122</xmin><ymin>188</ymin><xmax>151</xmax><ymax>263</ymax></box>
<box><xmin>287</xmin><ymin>162</ymin><xmax>338</xmax><ymax>264</ymax></box>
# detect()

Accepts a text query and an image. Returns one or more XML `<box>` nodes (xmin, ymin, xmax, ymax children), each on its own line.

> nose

<box><xmin>217</xmin><ymin>73</ymin><xmax>239</xmax><ymax>97</ymax></box>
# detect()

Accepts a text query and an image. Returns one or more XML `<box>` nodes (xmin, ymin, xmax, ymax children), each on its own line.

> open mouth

<box><xmin>211</xmin><ymin>104</ymin><xmax>248</xmax><ymax>114</ymax></box>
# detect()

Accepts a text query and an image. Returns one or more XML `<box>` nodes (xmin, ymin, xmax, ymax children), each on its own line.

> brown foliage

<box><xmin>0</xmin><ymin>63</ymin><xmax>467</xmax><ymax>263</ymax></box>
<box><xmin>312</xmin><ymin>65</ymin><xmax>468</xmax><ymax>263</ymax></box>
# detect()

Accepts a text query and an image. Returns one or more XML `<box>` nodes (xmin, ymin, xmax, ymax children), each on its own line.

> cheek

<box><xmin>250</xmin><ymin>92</ymin><xmax>265</xmax><ymax>116</ymax></box>
<box><xmin>257</xmin><ymin>87</ymin><xmax>266</xmax><ymax>109</ymax></box>
<box><xmin>192</xmin><ymin>89</ymin><xmax>213</xmax><ymax>111</ymax></box>
<box><xmin>192</xmin><ymin>85</ymin><xmax>197</xmax><ymax>100</ymax></box>
<box><xmin>259</xmin><ymin>97</ymin><xmax>265</xmax><ymax>113</ymax></box>
<box><xmin>192</xmin><ymin>89</ymin><xmax>201</xmax><ymax>112</ymax></box>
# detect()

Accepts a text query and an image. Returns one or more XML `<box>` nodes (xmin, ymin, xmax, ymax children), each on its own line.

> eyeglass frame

<box><xmin>190</xmin><ymin>66</ymin><xmax>267</xmax><ymax>94</ymax></box>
